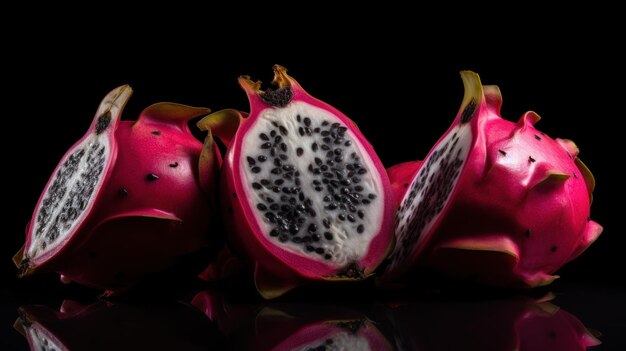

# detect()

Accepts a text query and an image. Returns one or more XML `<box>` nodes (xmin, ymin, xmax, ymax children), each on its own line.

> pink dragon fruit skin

<box><xmin>384</xmin><ymin>71</ymin><xmax>602</xmax><ymax>287</ymax></box>
<box><xmin>15</xmin><ymin>86</ymin><xmax>221</xmax><ymax>294</ymax></box>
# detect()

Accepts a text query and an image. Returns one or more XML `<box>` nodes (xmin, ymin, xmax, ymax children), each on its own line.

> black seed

<box><xmin>535</xmin><ymin>134</ymin><xmax>542</xmax><ymax>140</ymax></box>
<box><xmin>272</xmin><ymin>186</ymin><xmax>280</xmax><ymax>193</ymax></box>
<box><xmin>551</xmin><ymin>245</ymin><xmax>557</xmax><ymax>252</ymax></box>
<box><xmin>348</xmin><ymin>205</ymin><xmax>357</xmax><ymax>212</ymax></box>
<box><xmin>352</xmin><ymin>177</ymin><xmax>361</xmax><ymax>183</ymax></box>
<box><xmin>324</xmin><ymin>254</ymin><xmax>332</xmax><ymax>260</ymax></box>
<box><xmin>328</xmin><ymin>203</ymin><xmax>338</xmax><ymax>210</ymax></box>
<box><xmin>251</xmin><ymin>167</ymin><xmax>261</xmax><ymax>173</ymax></box>
<box><xmin>334</xmin><ymin>148</ymin><xmax>343</xmax><ymax>155</ymax></box>
<box><xmin>321</xmin><ymin>144</ymin><xmax>330</xmax><ymax>150</ymax></box>
<box><xmin>296</xmin><ymin>147</ymin><xmax>304</xmax><ymax>156</ymax></box>
<box><xmin>362</xmin><ymin>199</ymin><xmax>371</xmax><ymax>204</ymax></box>
<box><xmin>257</xmin><ymin>155</ymin><xmax>267</xmax><ymax>162</ymax></box>
<box><xmin>315</xmin><ymin>247</ymin><xmax>325</xmax><ymax>254</ymax></box>
<box><xmin>151</xmin><ymin>130</ymin><xmax>161</xmax><ymax>135</ymax></box>
<box><xmin>324</xmin><ymin>232</ymin><xmax>333</xmax><ymax>240</ymax></box>
<box><xmin>118</xmin><ymin>187</ymin><xmax>128</xmax><ymax>196</ymax></box>
<box><xmin>270</xmin><ymin>229</ymin><xmax>279</xmax><ymax>237</ymax></box>
<box><xmin>266</xmin><ymin>196</ymin><xmax>274</xmax><ymax>203</ymax></box>
<box><xmin>261</xmin><ymin>179</ymin><xmax>271</xmax><ymax>185</ymax></box>
<box><xmin>259</xmin><ymin>133</ymin><xmax>269</xmax><ymax>141</ymax></box>
<box><xmin>265</xmin><ymin>212</ymin><xmax>275</xmax><ymax>219</ymax></box>
<box><xmin>357</xmin><ymin>225</ymin><xmax>364</xmax><ymax>233</ymax></box>
<box><xmin>257</xmin><ymin>203</ymin><xmax>267</xmax><ymax>211</ymax></box>
<box><xmin>334</xmin><ymin>138</ymin><xmax>345</xmax><ymax>144</ymax></box>
<box><xmin>355</xmin><ymin>185</ymin><xmax>364</xmax><ymax>192</ymax></box>
<box><xmin>146</xmin><ymin>173</ymin><xmax>159</xmax><ymax>181</ymax></box>
<box><xmin>321</xmin><ymin>130</ymin><xmax>330</xmax><ymax>136</ymax></box>
<box><xmin>323</xmin><ymin>137</ymin><xmax>331</xmax><ymax>143</ymax></box>
<box><xmin>312</xmin><ymin>234</ymin><xmax>321</xmax><ymax>241</ymax></box>
<box><xmin>280</xmin><ymin>143</ymin><xmax>287</xmax><ymax>152</ymax></box>
<box><xmin>322</xmin><ymin>121</ymin><xmax>329</xmax><ymax>126</ymax></box>
<box><xmin>270</xmin><ymin>130</ymin><xmax>276</xmax><ymax>137</ymax></box>
<box><xmin>528</xmin><ymin>156</ymin><xmax>536</xmax><ymax>163</ymax></box>
<box><xmin>289</xmin><ymin>225</ymin><xmax>300</xmax><ymax>234</ymax></box>
<box><xmin>95</xmin><ymin>111</ymin><xmax>112</xmax><ymax>134</ymax></box>
<box><xmin>321</xmin><ymin>165</ymin><xmax>329</xmax><ymax>171</ymax></box>
<box><xmin>299</xmin><ymin>127</ymin><xmax>305</xmax><ymax>136</ymax></box>
<box><xmin>252</xmin><ymin>182</ymin><xmax>262</xmax><ymax>190</ymax></box>
<box><xmin>347</xmin><ymin>214</ymin><xmax>355</xmax><ymax>222</ymax></box>
<box><xmin>344</xmin><ymin>140</ymin><xmax>352</xmax><ymax>146</ymax></box>
<box><xmin>279</xmin><ymin>234</ymin><xmax>289</xmax><ymax>242</ymax></box>
<box><xmin>274</xmin><ymin>158</ymin><xmax>283</xmax><ymax>167</ymax></box>
<box><xmin>357</xmin><ymin>210</ymin><xmax>364</xmax><ymax>219</ymax></box>
<box><xmin>297</xmin><ymin>114</ymin><xmax>301</xmax><ymax>122</ymax></box>
<box><xmin>308</xmin><ymin>223</ymin><xmax>318</xmax><ymax>233</ymax></box>
<box><xmin>341</xmin><ymin>179</ymin><xmax>352</xmax><ymax>186</ymax></box>
<box><xmin>306</xmin><ymin>245</ymin><xmax>315</xmax><ymax>252</ymax></box>
<box><xmin>283</xmin><ymin>165</ymin><xmax>295</xmax><ymax>172</ymax></box>
<box><xmin>295</xmin><ymin>204</ymin><xmax>306</xmax><ymax>212</ymax></box>
<box><xmin>315</xmin><ymin>157</ymin><xmax>323</xmax><ymax>165</ymax></box>
<box><xmin>279</xmin><ymin>154</ymin><xmax>288</xmax><ymax>160</ymax></box>
<box><xmin>274</xmin><ymin>135</ymin><xmax>282</xmax><ymax>143</ymax></box>
<box><xmin>279</xmin><ymin>126</ymin><xmax>288</xmax><ymax>135</ymax></box>
<box><xmin>368</xmin><ymin>193</ymin><xmax>376</xmax><ymax>199</ymax></box>
<box><xmin>334</xmin><ymin>155</ymin><xmax>343</xmax><ymax>163</ymax></box>
<box><xmin>292</xmin><ymin>237</ymin><xmax>302</xmax><ymax>243</ymax></box>
<box><xmin>274</xmin><ymin>179</ymin><xmax>285</xmax><ymax>185</ymax></box>
<box><xmin>338</xmin><ymin>214</ymin><xmax>346</xmax><ymax>221</ymax></box>
<box><xmin>314</xmin><ymin>127</ymin><xmax>320</xmax><ymax>133</ymax></box>
<box><xmin>460</xmin><ymin>99</ymin><xmax>477</xmax><ymax>123</ymax></box>
<box><xmin>312</xmin><ymin>142</ymin><xmax>319</xmax><ymax>152</ymax></box>
<box><xmin>270</xmin><ymin>204</ymin><xmax>279</xmax><ymax>210</ymax></box>
<box><xmin>169</xmin><ymin>162</ymin><xmax>179</xmax><ymax>168</ymax></box>
<box><xmin>315</xmin><ymin>186</ymin><xmax>323</xmax><ymax>191</ymax></box>
<box><xmin>358</xmin><ymin>168</ymin><xmax>367</xmax><ymax>174</ymax></box>
<box><xmin>261</xmin><ymin>142</ymin><xmax>272</xmax><ymax>149</ymax></box>
<box><xmin>332</xmin><ymin>123</ymin><xmax>340</xmax><ymax>128</ymax></box>
<box><xmin>270</xmin><ymin>147</ymin><xmax>276</xmax><ymax>157</ymax></box>
<box><xmin>246</xmin><ymin>156</ymin><xmax>256</xmax><ymax>166</ymax></box>
<box><xmin>305</xmin><ymin>127</ymin><xmax>312</xmax><ymax>135</ymax></box>
<box><xmin>323</xmin><ymin>218</ymin><xmax>331</xmax><ymax>228</ymax></box>
<box><xmin>498</xmin><ymin>149</ymin><xmax>507</xmax><ymax>156</ymax></box>
<box><xmin>303</xmin><ymin>117</ymin><xmax>311</xmax><ymax>126</ymax></box>
<box><xmin>271</xmin><ymin>168</ymin><xmax>282</xmax><ymax>175</ymax></box>
<box><xmin>341</xmin><ymin>187</ymin><xmax>350</xmax><ymax>194</ymax></box>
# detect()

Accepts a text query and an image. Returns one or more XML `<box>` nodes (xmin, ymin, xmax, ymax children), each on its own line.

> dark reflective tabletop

<box><xmin>2</xmin><ymin>278</ymin><xmax>623</xmax><ymax>350</ymax></box>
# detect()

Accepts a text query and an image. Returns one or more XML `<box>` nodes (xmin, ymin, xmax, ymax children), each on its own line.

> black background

<box><xmin>1</xmin><ymin>13</ymin><xmax>624</xmax><ymax>350</ymax></box>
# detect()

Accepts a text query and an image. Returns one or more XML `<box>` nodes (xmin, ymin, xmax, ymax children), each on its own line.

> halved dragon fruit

<box><xmin>197</xmin><ymin>65</ymin><xmax>394</xmax><ymax>298</ymax></box>
<box><xmin>383</xmin><ymin>71</ymin><xmax>602</xmax><ymax>287</ymax></box>
<box><xmin>14</xmin><ymin>85</ymin><xmax>221</xmax><ymax>294</ymax></box>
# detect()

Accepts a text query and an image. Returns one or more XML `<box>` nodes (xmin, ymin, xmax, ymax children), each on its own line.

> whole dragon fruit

<box><xmin>14</xmin><ymin>85</ymin><xmax>221</xmax><ymax>294</ymax></box>
<box><xmin>197</xmin><ymin>65</ymin><xmax>394</xmax><ymax>298</ymax></box>
<box><xmin>382</xmin><ymin>71</ymin><xmax>602</xmax><ymax>287</ymax></box>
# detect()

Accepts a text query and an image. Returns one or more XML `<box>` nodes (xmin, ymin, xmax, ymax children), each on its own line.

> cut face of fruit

<box><xmin>240</xmin><ymin>101</ymin><xmax>385</xmax><ymax>266</ymax></box>
<box><xmin>25</xmin><ymin>85</ymin><xmax>132</xmax><ymax>266</ymax></box>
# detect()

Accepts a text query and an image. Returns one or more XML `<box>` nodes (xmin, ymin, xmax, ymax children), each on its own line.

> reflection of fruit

<box><xmin>384</xmin><ymin>71</ymin><xmax>601</xmax><ymax>287</ymax></box>
<box><xmin>15</xmin><ymin>86</ymin><xmax>221</xmax><ymax>295</ymax></box>
<box><xmin>198</xmin><ymin>65</ymin><xmax>394</xmax><ymax>299</ymax></box>
<box><xmin>191</xmin><ymin>290</ymin><xmax>393</xmax><ymax>350</ymax></box>
<box><xmin>378</xmin><ymin>295</ymin><xmax>600</xmax><ymax>350</ymax></box>
<box><xmin>15</xmin><ymin>299</ymin><xmax>223</xmax><ymax>350</ymax></box>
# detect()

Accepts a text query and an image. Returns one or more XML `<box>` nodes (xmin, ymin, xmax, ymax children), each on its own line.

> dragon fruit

<box><xmin>15</xmin><ymin>299</ymin><xmax>222</xmax><ymax>350</ymax></box>
<box><xmin>383</xmin><ymin>71</ymin><xmax>602</xmax><ymax>287</ymax></box>
<box><xmin>191</xmin><ymin>290</ymin><xmax>392</xmax><ymax>350</ymax></box>
<box><xmin>14</xmin><ymin>85</ymin><xmax>221</xmax><ymax>294</ymax></box>
<box><xmin>377</xmin><ymin>295</ymin><xmax>600</xmax><ymax>350</ymax></box>
<box><xmin>197</xmin><ymin>65</ymin><xmax>394</xmax><ymax>299</ymax></box>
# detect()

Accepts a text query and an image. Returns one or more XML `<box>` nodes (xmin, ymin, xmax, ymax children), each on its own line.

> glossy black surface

<box><xmin>3</xmin><ymin>14</ymin><xmax>624</xmax><ymax>350</ymax></box>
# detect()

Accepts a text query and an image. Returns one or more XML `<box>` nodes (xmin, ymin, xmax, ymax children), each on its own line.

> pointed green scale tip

<box><xmin>557</xmin><ymin>138</ymin><xmax>580</xmax><ymax>158</ymax></box>
<box><xmin>575</xmin><ymin>158</ymin><xmax>595</xmax><ymax>202</ymax></box>
<box><xmin>459</xmin><ymin>71</ymin><xmax>484</xmax><ymax>123</ymax></box>
<box><xmin>197</xmin><ymin>109</ymin><xmax>245</xmax><ymax>148</ymax></box>
<box><xmin>531</xmin><ymin>170</ymin><xmax>570</xmax><ymax>190</ymax></box>
<box><xmin>254</xmin><ymin>263</ymin><xmax>297</xmax><ymax>300</ymax></box>
<box><xmin>516</xmin><ymin>111</ymin><xmax>542</xmax><ymax>130</ymax></box>
<box><xmin>139</xmin><ymin>102</ymin><xmax>210</xmax><ymax>126</ymax></box>
<box><xmin>437</xmin><ymin>235</ymin><xmax>520</xmax><ymax>260</ymax></box>
<box><xmin>483</xmin><ymin>85</ymin><xmax>503</xmax><ymax>113</ymax></box>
